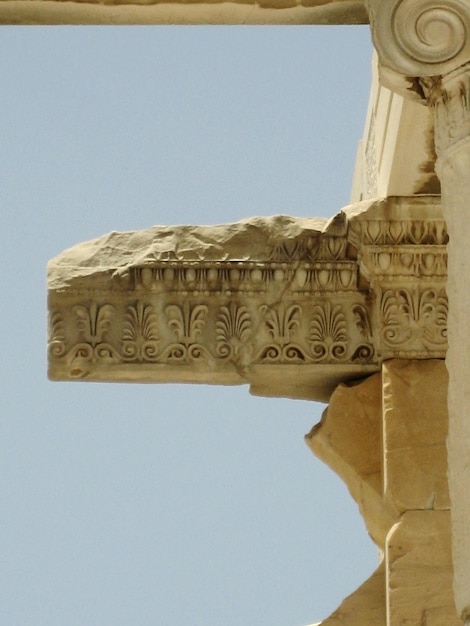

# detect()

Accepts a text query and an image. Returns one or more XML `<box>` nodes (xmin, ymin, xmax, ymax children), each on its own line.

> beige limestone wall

<box><xmin>306</xmin><ymin>360</ymin><xmax>459</xmax><ymax>626</ymax></box>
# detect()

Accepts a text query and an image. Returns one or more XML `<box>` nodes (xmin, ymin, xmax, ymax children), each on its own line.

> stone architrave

<box><xmin>365</xmin><ymin>1</ymin><xmax>470</xmax><ymax>620</ymax></box>
<box><xmin>48</xmin><ymin>197</ymin><xmax>448</xmax><ymax>401</ymax></box>
<box><xmin>0</xmin><ymin>0</ymin><xmax>368</xmax><ymax>25</ymax></box>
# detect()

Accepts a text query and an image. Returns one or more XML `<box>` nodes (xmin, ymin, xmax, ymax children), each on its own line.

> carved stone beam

<box><xmin>0</xmin><ymin>0</ymin><xmax>368</xmax><ymax>25</ymax></box>
<box><xmin>48</xmin><ymin>197</ymin><xmax>447</xmax><ymax>402</ymax></box>
<box><xmin>366</xmin><ymin>2</ymin><xmax>470</xmax><ymax>621</ymax></box>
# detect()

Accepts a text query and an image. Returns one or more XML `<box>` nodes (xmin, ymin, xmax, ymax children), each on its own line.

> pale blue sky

<box><xmin>1</xmin><ymin>27</ymin><xmax>375</xmax><ymax>626</ymax></box>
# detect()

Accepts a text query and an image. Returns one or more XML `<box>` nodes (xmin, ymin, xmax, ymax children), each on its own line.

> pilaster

<box><xmin>366</xmin><ymin>1</ymin><xmax>470</xmax><ymax>619</ymax></box>
<box><xmin>306</xmin><ymin>360</ymin><xmax>459</xmax><ymax>625</ymax></box>
<box><xmin>423</xmin><ymin>62</ymin><xmax>470</xmax><ymax>622</ymax></box>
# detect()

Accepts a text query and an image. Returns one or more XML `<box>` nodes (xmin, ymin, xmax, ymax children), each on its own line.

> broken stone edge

<box><xmin>48</xmin><ymin>196</ymin><xmax>447</xmax><ymax>401</ymax></box>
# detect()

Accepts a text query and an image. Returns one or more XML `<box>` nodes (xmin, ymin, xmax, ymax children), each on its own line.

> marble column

<box><xmin>367</xmin><ymin>0</ymin><xmax>470</xmax><ymax>620</ymax></box>
<box><xmin>423</xmin><ymin>65</ymin><xmax>470</xmax><ymax>624</ymax></box>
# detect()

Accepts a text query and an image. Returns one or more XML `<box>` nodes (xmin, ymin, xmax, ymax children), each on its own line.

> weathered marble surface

<box><xmin>0</xmin><ymin>0</ymin><xmax>367</xmax><ymax>25</ymax></box>
<box><xmin>48</xmin><ymin>214</ymin><xmax>330</xmax><ymax>292</ymax></box>
<box><xmin>48</xmin><ymin>197</ymin><xmax>448</xmax><ymax>400</ymax></box>
<box><xmin>306</xmin><ymin>360</ymin><xmax>459</xmax><ymax>626</ymax></box>
<box><xmin>366</xmin><ymin>3</ymin><xmax>470</xmax><ymax>622</ymax></box>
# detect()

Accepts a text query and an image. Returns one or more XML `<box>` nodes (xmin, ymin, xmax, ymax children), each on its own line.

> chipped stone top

<box><xmin>48</xmin><ymin>215</ymin><xmax>332</xmax><ymax>291</ymax></box>
<box><xmin>48</xmin><ymin>196</ymin><xmax>447</xmax><ymax>401</ymax></box>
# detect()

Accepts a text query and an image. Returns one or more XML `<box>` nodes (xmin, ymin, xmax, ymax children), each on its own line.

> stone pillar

<box><xmin>382</xmin><ymin>361</ymin><xmax>455</xmax><ymax>626</ymax></box>
<box><xmin>306</xmin><ymin>360</ymin><xmax>459</xmax><ymax>626</ymax></box>
<box><xmin>423</xmin><ymin>64</ymin><xmax>470</xmax><ymax>624</ymax></box>
<box><xmin>366</xmin><ymin>0</ymin><xmax>470</xmax><ymax>619</ymax></box>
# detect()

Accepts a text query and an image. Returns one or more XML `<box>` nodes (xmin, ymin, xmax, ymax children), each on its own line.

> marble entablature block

<box><xmin>48</xmin><ymin>196</ymin><xmax>447</xmax><ymax>401</ymax></box>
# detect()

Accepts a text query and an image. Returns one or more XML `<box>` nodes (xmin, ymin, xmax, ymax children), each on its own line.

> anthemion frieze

<box><xmin>48</xmin><ymin>195</ymin><xmax>447</xmax><ymax>402</ymax></box>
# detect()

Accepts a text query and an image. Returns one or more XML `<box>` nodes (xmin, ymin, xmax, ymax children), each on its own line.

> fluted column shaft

<box><xmin>426</xmin><ymin>63</ymin><xmax>470</xmax><ymax>624</ymax></box>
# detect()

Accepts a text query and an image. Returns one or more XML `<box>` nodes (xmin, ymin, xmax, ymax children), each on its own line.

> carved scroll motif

<box><xmin>367</xmin><ymin>0</ymin><xmax>470</xmax><ymax>78</ymax></box>
<box><xmin>258</xmin><ymin>304</ymin><xmax>307</xmax><ymax>363</ymax></box>
<box><xmin>381</xmin><ymin>288</ymin><xmax>448</xmax><ymax>353</ymax></box>
<box><xmin>121</xmin><ymin>301</ymin><xmax>159</xmax><ymax>362</ymax></box>
<box><xmin>351</xmin><ymin>304</ymin><xmax>375</xmax><ymax>361</ymax></box>
<box><xmin>47</xmin><ymin>200</ymin><xmax>449</xmax><ymax>389</ymax></box>
<box><xmin>309</xmin><ymin>301</ymin><xmax>348</xmax><ymax>362</ymax></box>
<box><xmin>215</xmin><ymin>303</ymin><xmax>252</xmax><ymax>360</ymax></box>
<box><xmin>65</xmin><ymin>303</ymin><xmax>118</xmax><ymax>377</ymax></box>
<box><xmin>163</xmin><ymin>302</ymin><xmax>209</xmax><ymax>362</ymax></box>
<box><xmin>48</xmin><ymin>310</ymin><xmax>67</xmax><ymax>358</ymax></box>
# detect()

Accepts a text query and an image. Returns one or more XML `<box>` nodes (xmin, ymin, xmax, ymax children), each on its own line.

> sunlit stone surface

<box><xmin>48</xmin><ymin>198</ymin><xmax>447</xmax><ymax>402</ymax></box>
<box><xmin>46</xmin><ymin>0</ymin><xmax>470</xmax><ymax>621</ymax></box>
<box><xmin>0</xmin><ymin>0</ymin><xmax>367</xmax><ymax>25</ymax></box>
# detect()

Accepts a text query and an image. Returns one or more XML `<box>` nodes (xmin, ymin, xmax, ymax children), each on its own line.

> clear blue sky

<box><xmin>1</xmin><ymin>27</ymin><xmax>376</xmax><ymax>626</ymax></box>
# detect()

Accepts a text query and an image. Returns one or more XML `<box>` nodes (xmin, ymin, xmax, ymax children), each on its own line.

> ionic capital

<box><xmin>419</xmin><ymin>62</ymin><xmax>470</xmax><ymax>166</ymax></box>
<box><xmin>366</xmin><ymin>0</ymin><xmax>470</xmax><ymax>100</ymax></box>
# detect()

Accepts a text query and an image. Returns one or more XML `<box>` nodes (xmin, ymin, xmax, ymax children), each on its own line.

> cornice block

<box><xmin>48</xmin><ymin>196</ymin><xmax>447</xmax><ymax>401</ymax></box>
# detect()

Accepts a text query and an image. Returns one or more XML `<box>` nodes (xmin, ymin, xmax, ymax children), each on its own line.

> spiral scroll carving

<box><xmin>368</xmin><ymin>0</ymin><xmax>470</xmax><ymax>77</ymax></box>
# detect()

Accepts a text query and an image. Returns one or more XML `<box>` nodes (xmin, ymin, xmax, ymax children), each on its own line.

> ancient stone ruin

<box><xmin>39</xmin><ymin>0</ymin><xmax>470</xmax><ymax>623</ymax></box>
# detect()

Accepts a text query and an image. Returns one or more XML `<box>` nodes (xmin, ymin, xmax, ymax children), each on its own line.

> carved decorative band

<box><xmin>381</xmin><ymin>287</ymin><xmax>448</xmax><ymax>355</ymax></box>
<box><xmin>363</xmin><ymin>246</ymin><xmax>448</xmax><ymax>279</ymax></box>
<box><xmin>48</xmin><ymin>291</ymin><xmax>378</xmax><ymax>379</ymax></box>
<box><xmin>131</xmin><ymin>261</ymin><xmax>358</xmax><ymax>294</ymax></box>
<box><xmin>350</xmin><ymin>219</ymin><xmax>448</xmax><ymax>247</ymax></box>
<box><xmin>47</xmin><ymin>200</ymin><xmax>449</xmax><ymax>391</ymax></box>
<box><xmin>49</xmin><ymin>286</ymin><xmax>448</xmax><ymax>381</ymax></box>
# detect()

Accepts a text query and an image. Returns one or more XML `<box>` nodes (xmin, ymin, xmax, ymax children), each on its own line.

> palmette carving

<box><xmin>381</xmin><ymin>288</ymin><xmax>448</xmax><ymax>352</ymax></box>
<box><xmin>62</xmin><ymin>303</ymin><xmax>119</xmax><ymax>377</ymax></box>
<box><xmin>47</xmin><ymin>200</ymin><xmax>449</xmax><ymax>391</ymax></box>
<box><xmin>262</xmin><ymin>303</ymin><xmax>301</xmax><ymax>343</ymax></box>
<box><xmin>121</xmin><ymin>301</ymin><xmax>159</xmax><ymax>362</ymax></box>
<box><xmin>166</xmin><ymin>303</ymin><xmax>207</xmax><ymax>343</ymax></box>
<box><xmin>48</xmin><ymin>310</ymin><xmax>67</xmax><ymax>358</ymax></box>
<box><xmin>309</xmin><ymin>302</ymin><xmax>348</xmax><ymax>362</ymax></box>
<box><xmin>215</xmin><ymin>303</ymin><xmax>252</xmax><ymax>360</ymax></box>
<box><xmin>163</xmin><ymin>302</ymin><xmax>209</xmax><ymax>362</ymax></box>
<box><xmin>257</xmin><ymin>304</ymin><xmax>307</xmax><ymax>363</ymax></box>
<box><xmin>74</xmin><ymin>302</ymin><xmax>114</xmax><ymax>346</ymax></box>
<box><xmin>349</xmin><ymin>200</ymin><xmax>448</xmax><ymax>358</ymax></box>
